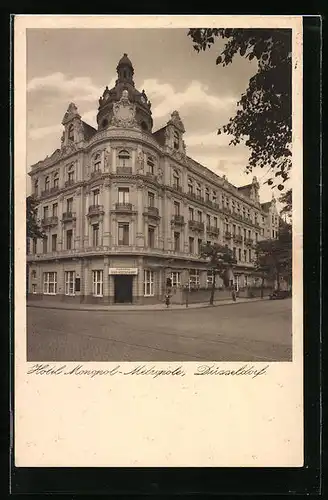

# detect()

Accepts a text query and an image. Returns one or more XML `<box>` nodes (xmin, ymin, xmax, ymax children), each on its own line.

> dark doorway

<box><xmin>114</xmin><ymin>275</ymin><xmax>133</xmax><ymax>304</ymax></box>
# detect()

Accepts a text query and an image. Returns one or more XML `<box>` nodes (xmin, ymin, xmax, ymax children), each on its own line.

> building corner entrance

<box><xmin>114</xmin><ymin>275</ymin><xmax>133</xmax><ymax>303</ymax></box>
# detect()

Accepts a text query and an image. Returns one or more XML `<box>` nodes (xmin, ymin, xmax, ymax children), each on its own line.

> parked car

<box><xmin>269</xmin><ymin>290</ymin><xmax>292</xmax><ymax>300</ymax></box>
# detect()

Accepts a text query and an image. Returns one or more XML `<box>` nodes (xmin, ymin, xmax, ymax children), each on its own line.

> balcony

<box><xmin>189</xmin><ymin>220</ymin><xmax>204</xmax><ymax>232</ymax></box>
<box><xmin>144</xmin><ymin>206</ymin><xmax>160</xmax><ymax>219</ymax></box>
<box><xmin>206</xmin><ymin>225</ymin><xmax>220</xmax><ymax>237</ymax></box>
<box><xmin>41</xmin><ymin>216</ymin><xmax>58</xmax><ymax>227</ymax></box>
<box><xmin>172</xmin><ymin>184</ymin><xmax>183</xmax><ymax>193</ymax></box>
<box><xmin>114</xmin><ymin>202</ymin><xmax>133</xmax><ymax>213</ymax></box>
<box><xmin>116</xmin><ymin>166</ymin><xmax>132</xmax><ymax>175</ymax></box>
<box><xmin>88</xmin><ymin>204</ymin><xmax>104</xmax><ymax>216</ymax></box>
<box><xmin>145</xmin><ymin>172</ymin><xmax>158</xmax><ymax>182</ymax></box>
<box><xmin>90</xmin><ymin>170</ymin><xmax>102</xmax><ymax>179</ymax></box>
<box><xmin>233</xmin><ymin>234</ymin><xmax>243</xmax><ymax>244</ymax></box>
<box><xmin>64</xmin><ymin>179</ymin><xmax>75</xmax><ymax>188</ymax></box>
<box><xmin>245</xmin><ymin>238</ymin><xmax>254</xmax><ymax>246</ymax></box>
<box><xmin>62</xmin><ymin>211</ymin><xmax>76</xmax><ymax>222</ymax></box>
<box><xmin>224</xmin><ymin>231</ymin><xmax>232</xmax><ymax>240</ymax></box>
<box><xmin>171</xmin><ymin>214</ymin><xmax>185</xmax><ymax>226</ymax></box>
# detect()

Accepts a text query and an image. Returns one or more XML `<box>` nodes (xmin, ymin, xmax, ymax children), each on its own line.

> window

<box><xmin>144</xmin><ymin>270</ymin><xmax>154</xmax><ymax>296</ymax></box>
<box><xmin>233</xmin><ymin>247</ymin><xmax>236</xmax><ymax>259</ymax></box>
<box><xmin>205</xmin><ymin>187</ymin><xmax>210</xmax><ymax>202</ymax></box>
<box><xmin>173</xmin><ymin>171</ymin><xmax>180</xmax><ymax>189</ymax></box>
<box><xmin>244</xmin><ymin>249</ymin><xmax>247</xmax><ymax>262</ymax></box>
<box><xmin>174</xmin><ymin>201</ymin><xmax>180</xmax><ymax>216</ymax></box>
<box><xmin>245</xmin><ymin>275</ymin><xmax>248</xmax><ymax>287</ymax></box>
<box><xmin>233</xmin><ymin>224</ymin><xmax>236</xmax><ymax>235</ymax></box>
<box><xmin>272</xmin><ymin>230</ymin><xmax>275</xmax><ymax>238</ymax></box>
<box><xmin>225</xmin><ymin>222</ymin><xmax>229</xmax><ymax>233</ymax></box>
<box><xmin>118</xmin><ymin>187</ymin><xmax>129</xmax><ymax>204</ymax></box>
<box><xmin>198</xmin><ymin>238</ymin><xmax>202</xmax><ymax>252</ymax></box>
<box><xmin>174</xmin><ymin>232</ymin><xmax>180</xmax><ymax>251</ymax></box>
<box><xmin>67</xmin><ymin>197</ymin><xmax>73</xmax><ymax>213</ymax></box>
<box><xmin>66</xmin><ymin>229</ymin><xmax>73</xmax><ymax>250</ymax></box>
<box><xmin>92</xmin><ymin>189</ymin><xmax>100</xmax><ymax>206</ymax></box>
<box><xmin>148</xmin><ymin>191</ymin><xmax>155</xmax><ymax>207</ymax></box>
<box><xmin>171</xmin><ymin>272</ymin><xmax>181</xmax><ymax>288</ymax></box>
<box><xmin>248</xmin><ymin>230</ymin><xmax>251</xmax><ymax>239</ymax></box>
<box><xmin>43</xmin><ymin>236</ymin><xmax>48</xmax><ymax>254</ymax></box>
<box><xmin>31</xmin><ymin>270</ymin><xmax>37</xmax><ymax>279</ymax></box>
<box><xmin>212</xmin><ymin>191</ymin><xmax>217</xmax><ymax>204</ymax></box>
<box><xmin>68</xmin><ymin>124</ymin><xmax>74</xmax><ymax>141</ymax></box>
<box><xmin>65</xmin><ymin>271</ymin><xmax>75</xmax><ymax>296</ymax></box>
<box><xmin>244</xmin><ymin>228</ymin><xmax>247</xmax><ymax>239</ymax></box>
<box><xmin>238</xmin><ymin>248</ymin><xmax>241</xmax><ymax>261</ymax></box>
<box><xmin>148</xmin><ymin>226</ymin><xmax>155</xmax><ymax>248</ymax></box>
<box><xmin>189</xmin><ymin>237</ymin><xmax>194</xmax><ymax>254</ymax></box>
<box><xmin>53</xmin><ymin>172</ymin><xmax>59</xmax><ymax>188</ymax></box>
<box><xmin>32</xmin><ymin>284</ymin><xmax>37</xmax><ymax>294</ymax></box>
<box><xmin>118</xmin><ymin>149</ymin><xmax>131</xmax><ymax>168</ymax></box>
<box><xmin>207</xmin><ymin>270</ymin><xmax>214</xmax><ymax>287</ymax></box>
<box><xmin>188</xmin><ymin>178</ymin><xmax>193</xmax><ymax>195</ymax></box>
<box><xmin>189</xmin><ymin>207</ymin><xmax>194</xmax><ymax>221</ymax></box>
<box><xmin>93</xmin><ymin>153</ymin><xmax>101</xmax><ymax>172</ymax></box>
<box><xmin>238</xmin><ymin>226</ymin><xmax>241</xmax><ymax>235</ymax></box>
<box><xmin>147</xmin><ymin>156</ymin><xmax>155</xmax><ymax>174</ymax></box>
<box><xmin>43</xmin><ymin>206</ymin><xmax>49</xmax><ymax>219</ymax></box>
<box><xmin>173</xmin><ymin>131</ymin><xmax>179</xmax><ymax>150</ymax></box>
<box><xmin>232</xmin><ymin>201</ymin><xmax>235</xmax><ymax>213</ymax></box>
<box><xmin>68</xmin><ymin>164</ymin><xmax>75</xmax><ymax>182</ymax></box>
<box><xmin>233</xmin><ymin>275</ymin><xmax>239</xmax><ymax>292</ymax></box>
<box><xmin>196</xmin><ymin>184</ymin><xmax>201</xmax><ymax>198</ymax></box>
<box><xmin>92</xmin><ymin>224</ymin><xmax>99</xmax><ymax>247</ymax></box>
<box><xmin>118</xmin><ymin>223</ymin><xmax>129</xmax><ymax>245</ymax></box>
<box><xmin>255</xmin><ymin>232</ymin><xmax>258</xmax><ymax>242</ymax></box>
<box><xmin>51</xmin><ymin>234</ymin><xmax>57</xmax><ymax>251</ymax></box>
<box><xmin>243</xmin><ymin>207</ymin><xmax>246</xmax><ymax>218</ymax></box>
<box><xmin>249</xmin><ymin>248</ymin><xmax>252</xmax><ymax>262</ymax></box>
<box><xmin>32</xmin><ymin>238</ymin><xmax>37</xmax><ymax>254</ymax></box>
<box><xmin>52</xmin><ymin>203</ymin><xmax>58</xmax><ymax>217</ymax></box>
<box><xmin>189</xmin><ymin>269</ymin><xmax>200</xmax><ymax>288</ymax></box>
<box><xmin>45</xmin><ymin>176</ymin><xmax>50</xmax><ymax>192</ymax></box>
<box><xmin>197</xmin><ymin>211</ymin><xmax>202</xmax><ymax>222</ymax></box>
<box><xmin>213</xmin><ymin>217</ymin><xmax>218</xmax><ymax>228</ymax></box>
<box><xmin>43</xmin><ymin>272</ymin><xmax>57</xmax><ymax>295</ymax></box>
<box><xmin>92</xmin><ymin>270</ymin><xmax>103</xmax><ymax>297</ymax></box>
<box><xmin>34</xmin><ymin>179</ymin><xmax>38</xmax><ymax>196</ymax></box>
<box><xmin>206</xmin><ymin>214</ymin><xmax>211</xmax><ymax>227</ymax></box>
<box><xmin>272</xmin><ymin>215</ymin><xmax>275</xmax><ymax>224</ymax></box>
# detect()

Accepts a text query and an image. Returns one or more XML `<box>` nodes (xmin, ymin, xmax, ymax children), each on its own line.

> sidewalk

<box><xmin>27</xmin><ymin>296</ymin><xmax>270</xmax><ymax>312</ymax></box>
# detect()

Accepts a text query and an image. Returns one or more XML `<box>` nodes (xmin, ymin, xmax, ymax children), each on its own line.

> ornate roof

<box><xmin>117</xmin><ymin>53</ymin><xmax>133</xmax><ymax>69</ymax></box>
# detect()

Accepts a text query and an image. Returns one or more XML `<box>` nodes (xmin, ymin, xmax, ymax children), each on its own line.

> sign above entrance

<box><xmin>109</xmin><ymin>268</ymin><xmax>138</xmax><ymax>275</ymax></box>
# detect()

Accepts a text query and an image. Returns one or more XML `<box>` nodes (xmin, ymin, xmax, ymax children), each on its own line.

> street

<box><xmin>27</xmin><ymin>299</ymin><xmax>292</xmax><ymax>362</ymax></box>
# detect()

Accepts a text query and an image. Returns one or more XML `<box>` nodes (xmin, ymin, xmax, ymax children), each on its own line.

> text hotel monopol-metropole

<box><xmin>27</xmin><ymin>54</ymin><xmax>280</xmax><ymax>305</ymax></box>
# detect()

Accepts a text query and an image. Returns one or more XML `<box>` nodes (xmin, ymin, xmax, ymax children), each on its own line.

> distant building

<box><xmin>27</xmin><ymin>54</ymin><xmax>279</xmax><ymax>304</ymax></box>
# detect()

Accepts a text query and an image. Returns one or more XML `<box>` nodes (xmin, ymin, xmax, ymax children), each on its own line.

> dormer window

<box><xmin>147</xmin><ymin>156</ymin><xmax>155</xmax><ymax>175</ymax></box>
<box><xmin>53</xmin><ymin>172</ymin><xmax>59</xmax><ymax>189</ymax></box>
<box><xmin>68</xmin><ymin>124</ymin><xmax>74</xmax><ymax>142</ymax></box>
<box><xmin>93</xmin><ymin>152</ymin><xmax>101</xmax><ymax>172</ymax></box>
<box><xmin>173</xmin><ymin>130</ymin><xmax>179</xmax><ymax>150</ymax></box>
<box><xmin>45</xmin><ymin>176</ymin><xmax>50</xmax><ymax>192</ymax></box>
<box><xmin>118</xmin><ymin>149</ymin><xmax>131</xmax><ymax>168</ymax></box>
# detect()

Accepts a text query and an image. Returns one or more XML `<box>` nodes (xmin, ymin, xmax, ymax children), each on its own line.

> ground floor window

<box><xmin>144</xmin><ymin>270</ymin><xmax>154</xmax><ymax>296</ymax></box>
<box><xmin>233</xmin><ymin>274</ymin><xmax>239</xmax><ymax>291</ymax></box>
<box><xmin>92</xmin><ymin>270</ymin><xmax>103</xmax><ymax>297</ymax></box>
<box><xmin>207</xmin><ymin>270</ymin><xmax>215</xmax><ymax>287</ymax></box>
<box><xmin>171</xmin><ymin>271</ymin><xmax>181</xmax><ymax>288</ymax></box>
<box><xmin>189</xmin><ymin>269</ymin><xmax>200</xmax><ymax>289</ymax></box>
<box><xmin>43</xmin><ymin>272</ymin><xmax>57</xmax><ymax>295</ymax></box>
<box><xmin>65</xmin><ymin>271</ymin><xmax>75</xmax><ymax>295</ymax></box>
<box><xmin>32</xmin><ymin>284</ymin><xmax>37</xmax><ymax>294</ymax></box>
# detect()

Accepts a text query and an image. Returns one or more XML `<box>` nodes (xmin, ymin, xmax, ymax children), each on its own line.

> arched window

<box><xmin>118</xmin><ymin>150</ymin><xmax>131</xmax><ymax>168</ymax></box>
<box><xmin>45</xmin><ymin>176</ymin><xmax>50</xmax><ymax>192</ymax></box>
<box><xmin>53</xmin><ymin>172</ymin><xmax>59</xmax><ymax>189</ymax></box>
<box><xmin>34</xmin><ymin>179</ymin><xmax>38</xmax><ymax>196</ymax></box>
<box><xmin>173</xmin><ymin>130</ymin><xmax>179</xmax><ymax>150</ymax></box>
<box><xmin>67</xmin><ymin>164</ymin><xmax>75</xmax><ymax>183</ymax></box>
<box><xmin>93</xmin><ymin>152</ymin><xmax>101</xmax><ymax>172</ymax></box>
<box><xmin>196</xmin><ymin>183</ymin><xmax>201</xmax><ymax>198</ymax></box>
<box><xmin>188</xmin><ymin>178</ymin><xmax>194</xmax><ymax>195</ymax></box>
<box><xmin>147</xmin><ymin>156</ymin><xmax>155</xmax><ymax>175</ymax></box>
<box><xmin>68</xmin><ymin>124</ymin><xmax>74</xmax><ymax>142</ymax></box>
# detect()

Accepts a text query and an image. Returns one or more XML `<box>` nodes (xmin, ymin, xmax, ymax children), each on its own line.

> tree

<box><xmin>188</xmin><ymin>28</ymin><xmax>292</xmax><ymax>189</ymax></box>
<box><xmin>200</xmin><ymin>242</ymin><xmax>237</xmax><ymax>305</ymax></box>
<box><xmin>254</xmin><ymin>218</ymin><xmax>292</xmax><ymax>292</ymax></box>
<box><xmin>26</xmin><ymin>195</ymin><xmax>44</xmax><ymax>240</ymax></box>
<box><xmin>279</xmin><ymin>188</ymin><xmax>292</xmax><ymax>220</ymax></box>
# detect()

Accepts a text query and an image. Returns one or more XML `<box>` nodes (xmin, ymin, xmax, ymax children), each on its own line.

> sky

<box><xmin>26</xmin><ymin>28</ymin><xmax>286</xmax><ymax>203</ymax></box>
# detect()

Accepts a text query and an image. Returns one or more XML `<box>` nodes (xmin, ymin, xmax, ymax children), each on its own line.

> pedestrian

<box><xmin>165</xmin><ymin>293</ymin><xmax>170</xmax><ymax>308</ymax></box>
<box><xmin>232</xmin><ymin>285</ymin><xmax>237</xmax><ymax>302</ymax></box>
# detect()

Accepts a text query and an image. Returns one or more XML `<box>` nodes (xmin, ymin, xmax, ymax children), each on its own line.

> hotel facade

<box><xmin>27</xmin><ymin>54</ymin><xmax>279</xmax><ymax>304</ymax></box>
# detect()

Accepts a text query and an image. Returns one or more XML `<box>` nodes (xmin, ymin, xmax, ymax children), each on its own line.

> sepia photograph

<box><xmin>26</xmin><ymin>26</ymin><xmax>293</xmax><ymax>363</ymax></box>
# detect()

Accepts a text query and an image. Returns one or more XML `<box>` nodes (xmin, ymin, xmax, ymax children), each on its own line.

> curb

<box><xmin>27</xmin><ymin>297</ymin><xmax>270</xmax><ymax>313</ymax></box>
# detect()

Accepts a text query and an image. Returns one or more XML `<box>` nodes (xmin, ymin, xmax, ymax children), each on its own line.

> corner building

<box><xmin>28</xmin><ymin>54</ymin><xmax>279</xmax><ymax>304</ymax></box>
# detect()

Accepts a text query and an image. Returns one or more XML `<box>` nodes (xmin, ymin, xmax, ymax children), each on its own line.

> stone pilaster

<box><xmin>136</xmin><ymin>183</ymin><xmax>144</xmax><ymax>247</ymax></box>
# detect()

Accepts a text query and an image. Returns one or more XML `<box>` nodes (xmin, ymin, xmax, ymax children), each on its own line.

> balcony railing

<box><xmin>145</xmin><ymin>172</ymin><xmax>157</xmax><ymax>182</ymax></box>
<box><xmin>233</xmin><ymin>234</ymin><xmax>243</xmax><ymax>244</ymax></box>
<box><xmin>144</xmin><ymin>206</ymin><xmax>159</xmax><ymax>217</ymax></box>
<box><xmin>206</xmin><ymin>225</ymin><xmax>220</xmax><ymax>236</ymax></box>
<box><xmin>224</xmin><ymin>231</ymin><xmax>232</xmax><ymax>239</ymax></box>
<box><xmin>171</xmin><ymin>214</ymin><xmax>185</xmax><ymax>226</ymax></box>
<box><xmin>41</xmin><ymin>216</ymin><xmax>58</xmax><ymax>227</ymax></box>
<box><xmin>116</xmin><ymin>166</ymin><xmax>132</xmax><ymax>175</ymax></box>
<box><xmin>62</xmin><ymin>211</ymin><xmax>76</xmax><ymax>222</ymax></box>
<box><xmin>64</xmin><ymin>179</ymin><xmax>75</xmax><ymax>187</ymax></box>
<box><xmin>172</xmin><ymin>184</ymin><xmax>183</xmax><ymax>193</ymax></box>
<box><xmin>90</xmin><ymin>170</ymin><xmax>102</xmax><ymax>179</ymax></box>
<box><xmin>88</xmin><ymin>204</ymin><xmax>104</xmax><ymax>216</ymax></box>
<box><xmin>189</xmin><ymin>220</ymin><xmax>204</xmax><ymax>232</ymax></box>
<box><xmin>245</xmin><ymin>238</ymin><xmax>254</xmax><ymax>246</ymax></box>
<box><xmin>114</xmin><ymin>202</ymin><xmax>133</xmax><ymax>212</ymax></box>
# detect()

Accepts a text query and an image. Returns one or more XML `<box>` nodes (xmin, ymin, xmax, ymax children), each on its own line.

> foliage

<box><xmin>279</xmin><ymin>188</ymin><xmax>292</xmax><ymax>219</ymax></box>
<box><xmin>26</xmin><ymin>195</ymin><xmax>44</xmax><ymax>240</ymax></box>
<box><xmin>188</xmin><ymin>28</ymin><xmax>292</xmax><ymax>189</ymax></box>
<box><xmin>200</xmin><ymin>242</ymin><xmax>237</xmax><ymax>304</ymax></box>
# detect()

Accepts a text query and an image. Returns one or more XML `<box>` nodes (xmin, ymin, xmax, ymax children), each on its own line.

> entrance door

<box><xmin>114</xmin><ymin>275</ymin><xmax>133</xmax><ymax>303</ymax></box>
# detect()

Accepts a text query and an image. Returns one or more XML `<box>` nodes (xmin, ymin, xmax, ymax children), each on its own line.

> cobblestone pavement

<box><xmin>27</xmin><ymin>298</ymin><xmax>292</xmax><ymax>362</ymax></box>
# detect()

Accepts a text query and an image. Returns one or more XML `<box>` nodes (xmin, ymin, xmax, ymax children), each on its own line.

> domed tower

<box><xmin>96</xmin><ymin>53</ymin><xmax>153</xmax><ymax>132</ymax></box>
